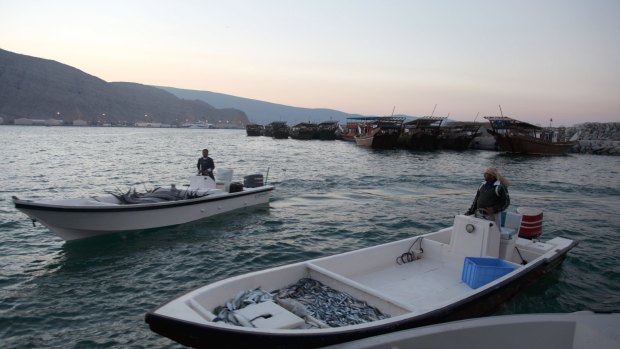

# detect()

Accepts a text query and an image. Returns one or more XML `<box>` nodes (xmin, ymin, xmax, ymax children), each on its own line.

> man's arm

<box><xmin>495</xmin><ymin>185</ymin><xmax>510</xmax><ymax>212</ymax></box>
<box><xmin>466</xmin><ymin>189</ymin><xmax>481</xmax><ymax>215</ymax></box>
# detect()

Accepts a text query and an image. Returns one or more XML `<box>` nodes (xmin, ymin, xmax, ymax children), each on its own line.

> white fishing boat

<box><xmin>13</xmin><ymin>171</ymin><xmax>274</xmax><ymax>241</ymax></box>
<box><xmin>145</xmin><ymin>212</ymin><xmax>578</xmax><ymax>349</ymax></box>
<box><xmin>323</xmin><ymin>311</ymin><xmax>620</xmax><ymax>349</ymax></box>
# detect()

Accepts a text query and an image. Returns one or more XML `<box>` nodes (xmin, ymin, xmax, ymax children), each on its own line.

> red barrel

<box><xmin>517</xmin><ymin>207</ymin><xmax>543</xmax><ymax>239</ymax></box>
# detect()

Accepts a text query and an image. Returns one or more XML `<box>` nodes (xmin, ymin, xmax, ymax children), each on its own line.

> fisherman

<box><xmin>197</xmin><ymin>148</ymin><xmax>215</xmax><ymax>180</ymax></box>
<box><xmin>465</xmin><ymin>167</ymin><xmax>510</xmax><ymax>226</ymax></box>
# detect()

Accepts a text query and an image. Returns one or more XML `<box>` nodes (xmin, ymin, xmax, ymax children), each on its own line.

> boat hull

<box><xmin>491</xmin><ymin>132</ymin><xmax>574</xmax><ymax>155</ymax></box>
<box><xmin>355</xmin><ymin>133</ymin><xmax>400</xmax><ymax>149</ymax></box>
<box><xmin>438</xmin><ymin>135</ymin><xmax>477</xmax><ymax>150</ymax></box>
<box><xmin>145</xmin><ymin>214</ymin><xmax>577</xmax><ymax>349</ymax></box>
<box><xmin>397</xmin><ymin>133</ymin><xmax>442</xmax><ymax>150</ymax></box>
<box><xmin>13</xmin><ymin>186</ymin><xmax>274</xmax><ymax>241</ymax></box>
<box><xmin>246</xmin><ymin>129</ymin><xmax>263</xmax><ymax>136</ymax></box>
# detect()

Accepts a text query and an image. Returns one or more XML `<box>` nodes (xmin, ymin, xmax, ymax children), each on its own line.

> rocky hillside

<box><xmin>0</xmin><ymin>49</ymin><xmax>248</xmax><ymax>125</ymax></box>
<box><xmin>566</xmin><ymin>122</ymin><xmax>620</xmax><ymax>155</ymax></box>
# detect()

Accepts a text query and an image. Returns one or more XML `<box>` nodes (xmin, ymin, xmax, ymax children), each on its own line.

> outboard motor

<box><xmin>229</xmin><ymin>182</ymin><xmax>244</xmax><ymax>193</ymax></box>
<box><xmin>244</xmin><ymin>174</ymin><xmax>264</xmax><ymax>188</ymax></box>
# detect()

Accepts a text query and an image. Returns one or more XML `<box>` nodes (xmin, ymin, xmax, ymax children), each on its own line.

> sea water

<box><xmin>0</xmin><ymin>126</ymin><xmax>619</xmax><ymax>348</ymax></box>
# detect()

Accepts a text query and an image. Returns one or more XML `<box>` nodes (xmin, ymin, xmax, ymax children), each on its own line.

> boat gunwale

<box><xmin>13</xmin><ymin>185</ymin><xmax>275</xmax><ymax>213</ymax></box>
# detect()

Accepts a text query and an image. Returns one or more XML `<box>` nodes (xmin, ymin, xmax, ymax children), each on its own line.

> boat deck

<box><xmin>307</xmin><ymin>254</ymin><xmax>472</xmax><ymax>317</ymax></box>
<box><xmin>349</xmin><ymin>258</ymin><xmax>469</xmax><ymax>312</ymax></box>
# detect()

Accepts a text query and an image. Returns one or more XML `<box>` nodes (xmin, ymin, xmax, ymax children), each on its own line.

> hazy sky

<box><xmin>2</xmin><ymin>0</ymin><xmax>619</xmax><ymax>126</ymax></box>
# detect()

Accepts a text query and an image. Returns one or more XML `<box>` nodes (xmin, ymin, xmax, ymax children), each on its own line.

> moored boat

<box><xmin>354</xmin><ymin>116</ymin><xmax>405</xmax><ymax>149</ymax></box>
<box><xmin>145</xmin><ymin>212</ymin><xmax>577</xmax><ymax>349</ymax></box>
<box><xmin>397</xmin><ymin>116</ymin><xmax>446</xmax><ymax>150</ymax></box>
<box><xmin>484</xmin><ymin>116</ymin><xmax>575</xmax><ymax>155</ymax></box>
<box><xmin>338</xmin><ymin>117</ymin><xmax>380</xmax><ymax>142</ymax></box>
<box><xmin>13</xmin><ymin>172</ymin><xmax>274</xmax><ymax>241</ymax></box>
<box><xmin>263</xmin><ymin>123</ymin><xmax>274</xmax><ymax>137</ymax></box>
<box><xmin>245</xmin><ymin>123</ymin><xmax>264</xmax><ymax>136</ymax></box>
<box><xmin>438</xmin><ymin>121</ymin><xmax>483</xmax><ymax>150</ymax></box>
<box><xmin>290</xmin><ymin>122</ymin><xmax>317</xmax><ymax>140</ymax></box>
<box><xmin>315</xmin><ymin>120</ymin><xmax>339</xmax><ymax>140</ymax></box>
<box><xmin>268</xmin><ymin>121</ymin><xmax>290</xmax><ymax>139</ymax></box>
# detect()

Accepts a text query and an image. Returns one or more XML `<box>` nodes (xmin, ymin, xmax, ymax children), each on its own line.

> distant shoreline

<box><xmin>1</xmin><ymin>122</ymin><xmax>618</xmax><ymax>155</ymax></box>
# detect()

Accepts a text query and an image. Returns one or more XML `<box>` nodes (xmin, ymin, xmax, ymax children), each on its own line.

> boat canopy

<box><xmin>484</xmin><ymin>116</ymin><xmax>542</xmax><ymax>130</ymax></box>
<box><xmin>403</xmin><ymin>116</ymin><xmax>446</xmax><ymax>128</ymax></box>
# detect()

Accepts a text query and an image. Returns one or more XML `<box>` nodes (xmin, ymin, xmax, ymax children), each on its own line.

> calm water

<box><xmin>1</xmin><ymin>126</ymin><xmax>619</xmax><ymax>348</ymax></box>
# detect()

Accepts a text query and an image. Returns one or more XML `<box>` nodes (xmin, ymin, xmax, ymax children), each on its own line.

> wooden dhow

<box><xmin>245</xmin><ymin>123</ymin><xmax>264</xmax><ymax>136</ymax></box>
<box><xmin>290</xmin><ymin>122</ymin><xmax>318</xmax><ymax>140</ymax></box>
<box><xmin>397</xmin><ymin>116</ymin><xmax>446</xmax><ymax>150</ymax></box>
<box><xmin>438</xmin><ymin>121</ymin><xmax>483</xmax><ymax>150</ymax></box>
<box><xmin>267</xmin><ymin>121</ymin><xmax>290</xmax><ymax>139</ymax></box>
<box><xmin>354</xmin><ymin>116</ymin><xmax>405</xmax><ymax>149</ymax></box>
<box><xmin>315</xmin><ymin>120</ymin><xmax>339</xmax><ymax>140</ymax></box>
<box><xmin>484</xmin><ymin>116</ymin><xmax>575</xmax><ymax>155</ymax></box>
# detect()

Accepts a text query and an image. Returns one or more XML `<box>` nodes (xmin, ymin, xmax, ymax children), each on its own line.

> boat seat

<box><xmin>500</xmin><ymin>212</ymin><xmax>522</xmax><ymax>240</ymax></box>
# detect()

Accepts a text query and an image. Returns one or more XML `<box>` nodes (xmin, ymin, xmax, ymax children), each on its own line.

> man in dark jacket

<box><xmin>465</xmin><ymin>167</ymin><xmax>510</xmax><ymax>224</ymax></box>
<box><xmin>197</xmin><ymin>149</ymin><xmax>215</xmax><ymax>180</ymax></box>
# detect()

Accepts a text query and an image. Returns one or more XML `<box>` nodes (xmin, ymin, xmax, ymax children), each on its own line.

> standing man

<box><xmin>465</xmin><ymin>167</ymin><xmax>510</xmax><ymax>225</ymax></box>
<box><xmin>197</xmin><ymin>148</ymin><xmax>215</xmax><ymax>180</ymax></box>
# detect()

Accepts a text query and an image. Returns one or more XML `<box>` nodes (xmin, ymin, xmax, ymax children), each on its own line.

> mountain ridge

<box><xmin>157</xmin><ymin>86</ymin><xmax>379</xmax><ymax>126</ymax></box>
<box><xmin>0</xmin><ymin>48</ymin><xmax>403</xmax><ymax>127</ymax></box>
<box><xmin>0</xmin><ymin>48</ymin><xmax>248</xmax><ymax>125</ymax></box>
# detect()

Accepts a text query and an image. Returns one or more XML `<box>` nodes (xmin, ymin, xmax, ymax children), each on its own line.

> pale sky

<box><xmin>1</xmin><ymin>0</ymin><xmax>619</xmax><ymax>126</ymax></box>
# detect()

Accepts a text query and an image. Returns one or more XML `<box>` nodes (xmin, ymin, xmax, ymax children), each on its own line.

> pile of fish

<box><xmin>212</xmin><ymin>278</ymin><xmax>389</xmax><ymax>328</ymax></box>
<box><xmin>275</xmin><ymin>278</ymin><xmax>390</xmax><ymax>327</ymax></box>
<box><xmin>111</xmin><ymin>186</ymin><xmax>207</xmax><ymax>204</ymax></box>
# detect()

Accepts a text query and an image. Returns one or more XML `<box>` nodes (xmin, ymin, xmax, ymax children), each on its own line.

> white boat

<box><xmin>180</xmin><ymin>122</ymin><xmax>214</xmax><ymax>129</ymax></box>
<box><xmin>145</xmin><ymin>212</ymin><xmax>578</xmax><ymax>349</ymax></box>
<box><xmin>322</xmin><ymin>311</ymin><xmax>620</xmax><ymax>349</ymax></box>
<box><xmin>13</xmin><ymin>173</ymin><xmax>274</xmax><ymax>241</ymax></box>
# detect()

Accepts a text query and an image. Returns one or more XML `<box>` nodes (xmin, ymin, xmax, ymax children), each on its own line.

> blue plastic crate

<box><xmin>462</xmin><ymin>257</ymin><xmax>516</xmax><ymax>289</ymax></box>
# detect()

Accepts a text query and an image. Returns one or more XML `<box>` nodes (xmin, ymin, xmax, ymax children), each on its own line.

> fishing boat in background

<box><xmin>263</xmin><ymin>123</ymin><xmax>273</xmax><ymax>137</ymax></box>
<box><xmin>438</xmin><ymin>121</ymin><xmax>483</xmax><ymax>150</ymax></box>
<box><xmin>145</xmin><ymin>212</ymin><xmax>577</xmax><ymax>349</ymax></box>
<box><xmin>180</xmin><ymin>122</ymin><xmax>214</xmax><ymax>129</ymax></box>
<box><xmin>354</xmin><ymin>116</ymin><xmax>405</xmax><ymax>149</ymax></box>
<box><xmin>315</xmin><ymin>120</ymin><xmax>339</xmax><ymax>140</ymax></box>
<box><xmin>13</xmin><ymin>171</ymin><xmax>274</xmax><ymax>241</ymax></box>
<box><xmin>397</xmin><ymin>116</ymin><xmax>446</xmax><ymax>150</ymax></box>
<box><xmin>268</xmin><ymin>121</ymin><xmax>290</xmax><ymax>139</ymax></box>
<box><xmin>245</xmin><ymin>123</ymin><xmax>264</xmax><ymax>136</ymax></box>
<box><xmin>484</xmin><ymin>116</ymin><xmax>575</xmax><ymax>155</ymax></box>
<box><xmin>290</xmin><ymin>122</ymin><xmax>318</xmax><ymax>140</ymax></box>
<box><xmin>338</xmin><ymin>117</ymin><xmax>380</xmax><ymax>142</ymax></box>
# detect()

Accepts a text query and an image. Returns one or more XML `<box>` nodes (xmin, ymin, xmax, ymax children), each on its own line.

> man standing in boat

<box><xmin>197</xmin><ymin>148</ymin><xmax>215</xmax><ymax>180</ymax></box>
<box><xmin>465</xmin><ymin>167</ymin><xmax>510</xmax><ymax>225</ymax></box>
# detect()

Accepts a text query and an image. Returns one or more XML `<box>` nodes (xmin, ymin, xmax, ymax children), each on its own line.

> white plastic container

<box><xmin>215</xmin><ymin>168</ymin><xmax>233</xmax><ymax>192</ymax></box>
